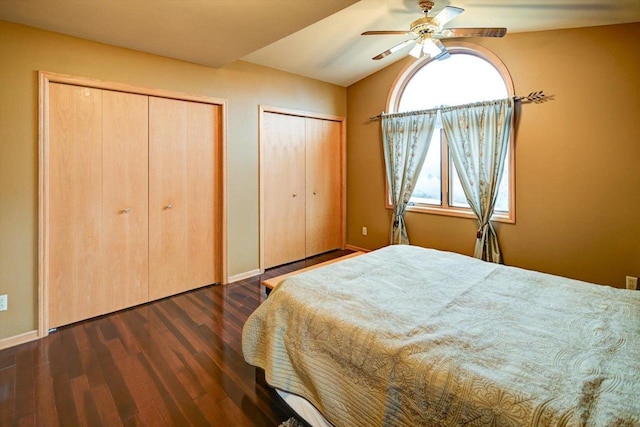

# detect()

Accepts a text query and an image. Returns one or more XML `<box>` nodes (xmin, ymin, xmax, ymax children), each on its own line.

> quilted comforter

<box><xmin>242</xmin><ymin>245</ymin><xmax>640</xmax><ymax>426</ymax></box>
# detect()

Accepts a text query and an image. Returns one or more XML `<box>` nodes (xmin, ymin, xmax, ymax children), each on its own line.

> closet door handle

<box><xmin>122</xmin><ymin>207</ymin><xmax>131</xmax><ymax>214</ymax></box>
<box><xmin>313</xmin><ymin>191</ymin><xmax>317</xmax><ymax>195</ymax></box>
<box><xmin>165</xmin><ymin>204</ymin><xmax>173</xmax><ymax>210</ymax></box>
<box><xmin>292</xmin><ymin>194</ymin><xmax>297</xmax><ymax>198</ymax></box>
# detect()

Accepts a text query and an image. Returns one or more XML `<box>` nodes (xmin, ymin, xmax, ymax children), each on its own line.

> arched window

<box><xmin>387</xmin><ymin>43</ymin><xmax>515</xmax><ymax>221</ymax></box>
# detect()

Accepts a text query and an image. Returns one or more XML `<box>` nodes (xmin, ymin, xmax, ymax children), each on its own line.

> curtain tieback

<box><xmin>477</xmin><ymin>223</ymin><xmax>489</xmax><ymax>239</ymax></box>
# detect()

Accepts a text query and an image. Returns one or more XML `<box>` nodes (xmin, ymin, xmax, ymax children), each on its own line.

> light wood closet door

<box><xmin>263</xmin><ymin>112</ymin><xmax>306</xmax><ymax>268</ymax></box>
<box><xmin>49</xmin><ymin>85</ymin><xmax>149</xmax><ymax>327</ymax></box>
<box><xmin>102</xmin><ymin>90</ymin><xmax>149</xmax><ymax>312</ymax></box>
<box><xmin>149</xmin><ymin>97</ymin><xmax>219</xmax><ymax>300</ymax></box>
<box><xmin>149</xmin><ymin>97</ymin><xmax>188</xmax><ymax>300</ymax></box>
<box><xmin>49</xmin><ymin>83</ymin><xmax>104</xmax><ymax>327</ymax></box>
<box><xmin>186</xmin><ymin>102</ymin><xmax>220</xmax><ymax>288</ymax></box>
<box><xmin>305</xmin><ymin>118</ymin><xmax>342</xmax><ymax>257</ymax></box>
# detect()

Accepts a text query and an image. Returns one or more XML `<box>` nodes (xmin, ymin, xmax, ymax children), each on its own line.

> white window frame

<box><xmin>385</xmin><ymin>42</ymin><xmax>516</xmax><ymax>223</ymax></box>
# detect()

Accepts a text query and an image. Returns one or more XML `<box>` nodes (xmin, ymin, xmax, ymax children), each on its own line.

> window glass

<box><xmin>410</xmin><ymin>131</ymin><xmax>441</xmax><ymax>205</ymax></box>
<box><xmin>398</xmin><ymin>54</ymin><xmax>508</xmax><ymax>112</ymax></box>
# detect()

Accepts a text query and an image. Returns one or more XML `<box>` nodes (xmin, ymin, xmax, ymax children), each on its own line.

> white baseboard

<box><xmin>227</xmin><ymin>269</ymin><xmax>262</xmax><ymax>283</ymax></box>
<box><xmin>0</xmin><ymin>329</ymin><xmax>40</xmax><ymax>350</ymax></box>
<box><xmin>345</xmin><ymin>244</ymin><xmax>372</xmax><ymax>253</ymax></box>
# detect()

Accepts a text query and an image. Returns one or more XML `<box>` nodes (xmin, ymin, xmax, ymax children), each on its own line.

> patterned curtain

<box><xmin>381</xmin><ymin>111</ymin><xmax>437</xmax><ymax>244</ymax></box>
<box><xmin>441</xmin><ymin>98</ymin><xmax>513</xmax><ymax>263</ymax></box>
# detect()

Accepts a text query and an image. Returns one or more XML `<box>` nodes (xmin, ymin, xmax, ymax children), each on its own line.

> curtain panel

<box><xmin>441</xmin><ymin>98</ymin><xmax>513</xmax><ymax>263</ymax></box>
<box><xmin>381</xmin><ymin>111</ymin><xmax>437</xmax><ymax>244</ymax></box>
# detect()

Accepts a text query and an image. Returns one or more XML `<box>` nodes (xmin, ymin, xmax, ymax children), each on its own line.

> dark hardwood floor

<box><xmin>0</xmin><ymin>249</ymin><xmax>353</xmax><ymax>427</ymax></box>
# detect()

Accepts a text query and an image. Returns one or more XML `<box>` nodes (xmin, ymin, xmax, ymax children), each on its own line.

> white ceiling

<box><xmin>1</xmin><ymin>0</ymin><xmax>639</xmax><ymax>87</ymax></box>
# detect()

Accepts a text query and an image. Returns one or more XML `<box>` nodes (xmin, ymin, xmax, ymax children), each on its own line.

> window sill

<box><xmin>388</xmin><ymin>203</ymin><xmax>515</xmax><ymax>224</ymax></box>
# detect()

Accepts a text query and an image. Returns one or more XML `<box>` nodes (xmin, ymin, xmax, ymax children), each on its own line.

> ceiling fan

<box><xmin>362</xmin><ymin>0</ymin><xmax>507</xmax><ymax>61</ymax></box>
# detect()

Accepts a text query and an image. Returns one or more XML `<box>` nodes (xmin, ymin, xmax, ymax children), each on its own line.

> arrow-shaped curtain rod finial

<box><xmin>514</xmin><ymin>90</ymin><xmax>550</xmax><ymax>103</ymax></box>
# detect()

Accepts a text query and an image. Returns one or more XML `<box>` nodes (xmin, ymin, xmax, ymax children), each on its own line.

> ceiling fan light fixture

<box><xmin>422</xmin><ymin>38</ymin><xmax>443</xmax><ymax>57</ymax></box>
<box><xmin>409</xmin><ymin>42</ymin><xmax>424</xmax><ymax>58</ymax></box>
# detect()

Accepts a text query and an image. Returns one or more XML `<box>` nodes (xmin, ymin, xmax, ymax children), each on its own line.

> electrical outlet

<box><xmin>0</xmin><ymin>294</ymin><xmax>7</xmax><ymax>311</ymax></box>
<box><xmin>626</xmin><ymin>276</ymin><xmax>638</xmax><ymax>290</ymax></box>
<box><xmin>362</xmin><ymin>226</ymin><xmax>368</xmax><ymax>236</ymax></box>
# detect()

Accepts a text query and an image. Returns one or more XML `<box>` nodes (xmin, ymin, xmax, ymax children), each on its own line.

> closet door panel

<box><xmin>186</xmin><ymin>102</ymin><xmax>219</xmax><ymax>287</ymax></box>
<box><xmin>149</xmin><ymin>97</ymin><xmax>188</xmax><ymax>300</ymax></box>
<box><xmin>102</xmin><ymin>90</ymin><xmax>149</xmax><ymax>312</ymax></box>
<box><xmin>48</xmin><ymin>83</ymin><xmax>103</xmax><ymax>327</ymax></box>
<box><xmin>263</xmin><ymin>112</ymin><xmax>306</xmax><ymax>268</ymax></box>
<box><xmin>305</xmin><ymin>118</ymin><xmax>342</xmax><ymax>257</ymax></box>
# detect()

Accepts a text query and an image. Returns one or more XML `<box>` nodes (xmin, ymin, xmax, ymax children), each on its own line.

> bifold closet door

<box><xmin>48</xmin><ymin>84</ymin><xmax>148</xmax><ymax>327</ymax></box>
<box><xmin>148</xmin><ymin>97</ymin><xmax>219</xmax><ymax>300</ymax></box>
<box><xmin>263</xmin><ymin>112</ymin><xmax>306</xmax><ymax>269</ymax></box>
<box><xmin>102</xmin><ymin>90</ymin><xmax>149</xmax><ymax>312</ymax></box>
<box><xmin>305</xmin><ymin>118</ymin><xmax>342</xmax><ymax>257</ymax></box>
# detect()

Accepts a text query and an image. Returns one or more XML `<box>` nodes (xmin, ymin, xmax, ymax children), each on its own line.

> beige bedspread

<box><xmin>242</xmin><ymin>245</ymin><xmax>640</xmax><ymax>426</ymax></box>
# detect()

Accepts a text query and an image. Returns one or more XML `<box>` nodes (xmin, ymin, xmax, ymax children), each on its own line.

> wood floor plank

<box><xmin>109</xmin><ymin>314</ymin><xmax>143</xmax><ymax>356</ymax></box>
<box><xmin>112</xmin><ymin>351</ymin><xmax>170</xmax><ymax>426</ymax></box>
<box><xmin>69</xmin><ymin>375</ymin><xmax>92</xmax><ymax>426</ymax></box>
<box><xmin>14</xmin><ymin>414</ymin><xmax>35</xmax><ymax>427</ymax></box>
<box><xmin>150</xmin><ymin>305</ymin><xmax>198</xmax><ymax>355</ymax></box>
<box><xmin>0</xmin><ymin>249</ymin><xmax>352</xmax><ymax>426</ymax></box>
<box><xmin>0</xmin><ymin>365</ymin><xmax>15</xmax><ymax>424</ymax></box>
<box><xmin>86</xmin><ymin>326</ymin><xmax>139</xmax><ymax>421</ymax></box>
<box><xmin>136</xmin><ymin>327</ymin><xmax>210</xmax><ymax>426</ymax></box>
<box><xmin>52</xmin><ymin>373</ymin><xmax>80</xmax><ymax>426</ymax></box>
<box><xmin>195</xmin><ymin>394</ymin><xmax>238</xmax><ymax>426</ymax></box>
<box><xmin>0</xmin><ymin>349</ymin><xmax>15</xmax><ymax>371</ymax></box>
<box><xmin>81</xmin><ymin>342</ymin><xmax>106</xmax><ymax>390</ymax></box>
<box><xmin>33</xmin><ymin>363</ymin><xmax>58</xmax><ymax>426</ymax></box>
<box><xmin>171</xmin><ymin>349</ymin><xmax>208</xmax><ymax>400</ymax></box>
<box><xmin>91</xmin><ymin>383</ymin><xmax>124</xmax><ymax>427</ymax></box>
<box><xmin>218</xmin><ymin>395</ymin><xmax>268</xmax><ymax>427</ymax></box>
<box><xmin>136</xmin><ymin>353</ymin><xmax>189</xmax><ymax>426</ymax></box>
<box><xmin>60</xmin><ymin>329</ymin><xmax>84</xmax><ymax>380</ymax></box>
<box><xmin>81</xmin><ymin>389</ymin><xmax>104</xmax><ymax>427</ymax></box>
<box><xmin>14</xmin><ymin>347</ymin><xmax>35</xmax><ymax>421</ymax></box>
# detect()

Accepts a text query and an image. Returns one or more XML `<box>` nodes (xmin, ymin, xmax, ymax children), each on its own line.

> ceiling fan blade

<box><xmin>464</xmin><ymin>2</ymin><xmax>613</xmax><ymax>10</ymax></box>
<box><xmin>362</xmin><ymin>30</ymin><xmax>412</xmax><ymax>36</ymax></box>
<box><xmin>431</xmin><ymin>6</ymin><xmax>464</xmax><ymax>29</ymax></box>
<box><xmin>436</xmin><ymin>27</ymin><xmax>508</xmax><ymax>38</ymax></box>
<box><xmin>372</xmin><ymin>38</ymin><xmax>418</xmax><ymax>60</ymax></box>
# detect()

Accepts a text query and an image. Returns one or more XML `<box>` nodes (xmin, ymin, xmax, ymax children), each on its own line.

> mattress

<box><xmin>243</xmin><ymin>245</ymin><xmax>640</xmax><ymax>426</ymax></box>
<box><xmin>276</xmin><ymin>389</ymin><xmax>333</xmax><ymax>427</ymax></box>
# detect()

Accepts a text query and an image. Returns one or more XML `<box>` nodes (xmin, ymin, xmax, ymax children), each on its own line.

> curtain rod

<box><xmin>368</xmin><ymin>91</ymin><xmax>548</xmax><ymax>121</ymax></box>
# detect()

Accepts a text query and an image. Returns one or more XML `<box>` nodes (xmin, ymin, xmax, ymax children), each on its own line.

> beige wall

<box><xmin>347</xmin><ymin>23</ymin><xmax>640</xmax><ymax>289</ymax></box>
<box><xmin>0</xmin><ymin>21</ymin><xmax>346</xmax><ymax>340</ymax></box>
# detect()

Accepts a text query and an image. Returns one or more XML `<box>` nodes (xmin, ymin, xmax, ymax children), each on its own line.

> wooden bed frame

<box><xmin>262</xmin><ymin>251</ymin><xmax>363</xmax><ymax>290</ymax></box>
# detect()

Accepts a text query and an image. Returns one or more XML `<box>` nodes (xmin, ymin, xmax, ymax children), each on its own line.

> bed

<box><xmin>242</xmin><ymin>245</ymin><xmax>640</xmax><ymax>426</ymax></box>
